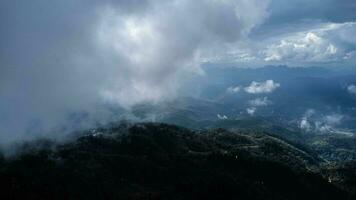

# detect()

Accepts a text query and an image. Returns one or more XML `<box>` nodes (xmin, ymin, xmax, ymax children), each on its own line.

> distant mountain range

<box><xmin>129</xmin><ymin>65</ymin><xmax>356</xmax><ymax>134</ymax></box>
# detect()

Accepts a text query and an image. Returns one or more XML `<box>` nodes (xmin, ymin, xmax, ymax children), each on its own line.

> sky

<box><xmin>1</xmin><ymin>0</ymin><xmax>356</xmax><ymax>143</ymax></box>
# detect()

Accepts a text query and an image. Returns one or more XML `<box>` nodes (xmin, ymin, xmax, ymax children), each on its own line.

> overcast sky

<box><xmin>1</xmin><ymin>0</ymin><xmax>356</xmax><ymax>143</ymax></box>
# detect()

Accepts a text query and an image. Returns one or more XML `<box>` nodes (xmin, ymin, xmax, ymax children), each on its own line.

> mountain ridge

<box><xmin>0</xmin><ymin>122</ymin><xmax>352</xmax><ymax>200</ymax></box>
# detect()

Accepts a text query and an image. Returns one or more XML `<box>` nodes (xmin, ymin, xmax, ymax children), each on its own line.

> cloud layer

<box><xmin>1</xmin><ymin>0</ymin><xmax>356</xmax><ymax>145</ymax></box>
<box><xmin>0</xmin><ymin>0</ymin><xmax>270</xmax><ymax>143</ymax></box>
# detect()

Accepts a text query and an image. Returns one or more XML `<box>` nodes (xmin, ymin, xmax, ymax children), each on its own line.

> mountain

<box><xmin>0</xmin><ymin>123</ymin><xmax>351</xmax><ymax>200</ymax></box>
<box><xmin>306</xmin><ymin>134</ymin><xmax>356</xmax><ymax>161</ymax></box>
<box><xmin>323</xmin><ymin>161</ymin><xmax>356</xmax><ymax>198</ymax></box>
<box><xmin>125</xmin><ymin>66</ymin><xmax>356</xmax><ymax>137</ymax></box>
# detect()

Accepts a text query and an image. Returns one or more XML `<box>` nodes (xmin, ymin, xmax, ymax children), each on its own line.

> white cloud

<box><xmin>217</xmin><ymin>114</ymin><xmax>228</xmax><ymax>120</ymax></box>
<box><xmin>263</xmin><ymin>22</ymin><xmax>356</xmax><ymax>64</ymax></box>
<box><xmin>299</xmin><ymin>109</ymin><xmax>314</xmax><ymax>132</ymax></box>
<box><xmin>299</xmin><ymin>110</ymin><xmax>344</xmax><ymax>133</ymax></box>
<box><xmin>227</xmin><ymin>86</ymin><xmax>241</xmax><ymax>93</ymax></box>
<box><xmin>299</xmin><ymin>117</ymin><xmax>312</xmax><ymax>132</ymax></box>
<box><xmin>299</xmin><ymin>109</ymin><xmax>316</xmax><ymax>132</ymax></box>
<box><xmin>244</xmin><ymin>80</ymin><xmax>280</xmax><ymax>94</ymax></box>
<box><xmin>246</xmin><ymin>107</ymin><xmax>257</xmax><ymax>116</ymax></box>
<box><xmin>249</xmin><ymin>97</ymin><xmax>271</xmax><ymax>106</ymax></box>
<box><xmin>315</xmin><ymin>122</ymin><xmax>333</xmax><ymax>133</ymax></box>
<box><xmin>95</xmin><ymin>0</ymin><xmax>271</xmax><ymax>107</ymax></box>
<box><xmin>264</xmin><ymin>32</ymin><xmax>338</xmax><ymax>62</ymax></box>
<box><xmin>348</xmin><ymin>84</ymin><xmax>356</xmax><ymax>94</ymax></box>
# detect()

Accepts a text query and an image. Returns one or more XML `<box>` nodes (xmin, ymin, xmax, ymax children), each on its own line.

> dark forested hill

<box><xmin>0</xmin><ymin>123</ymin><xmax>352</xmax><ymax>200</ymax></box>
